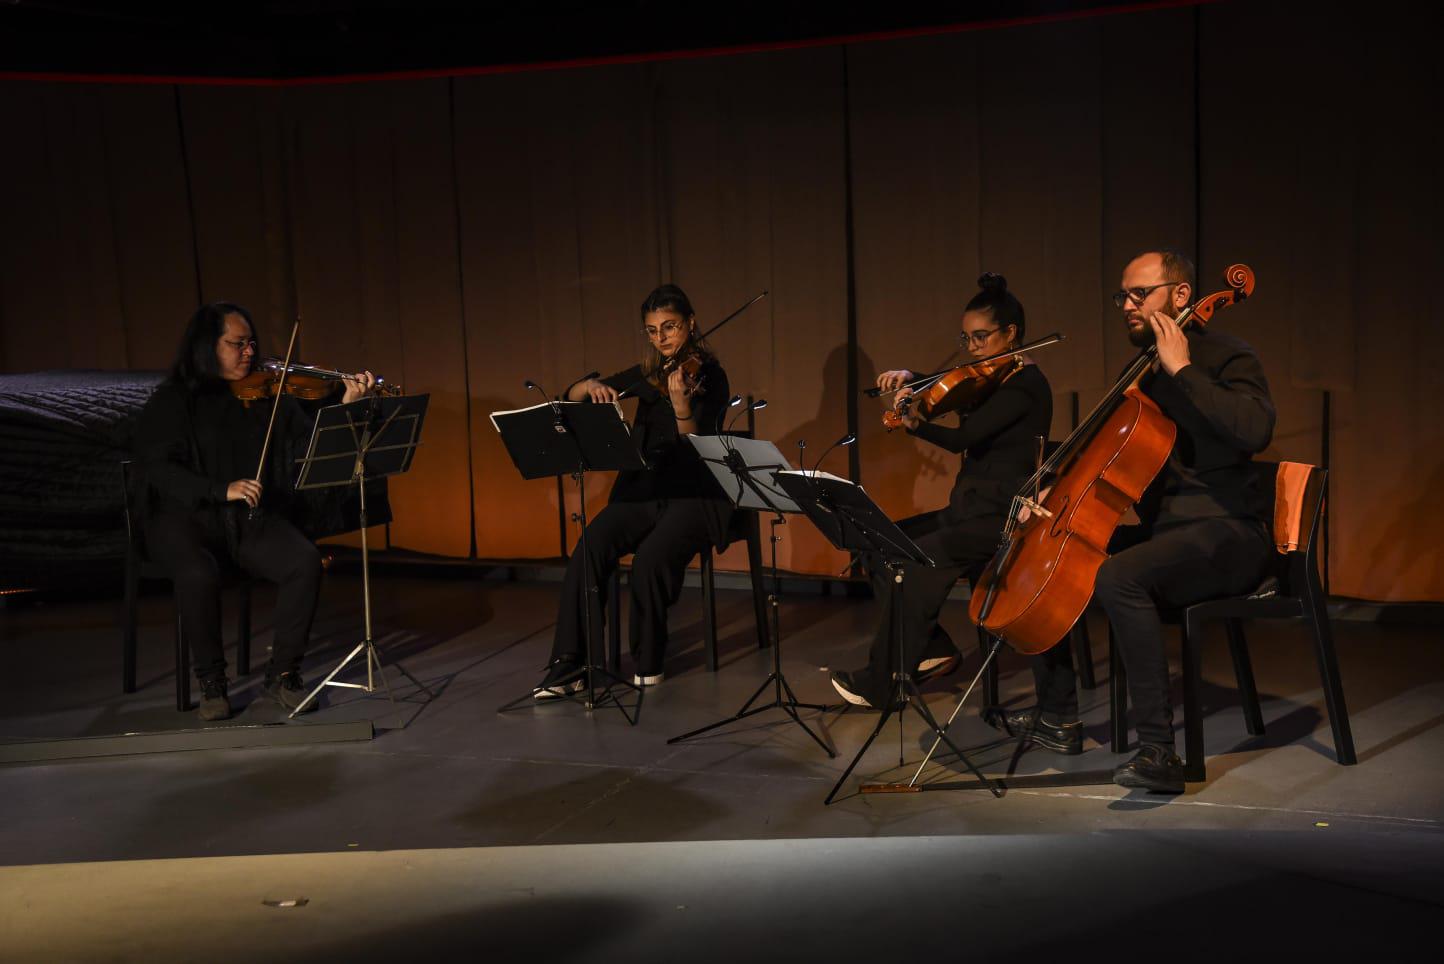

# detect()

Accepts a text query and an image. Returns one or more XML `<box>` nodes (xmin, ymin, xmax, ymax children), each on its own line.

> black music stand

<box><xmin>291</xmin><ymin>394</ymin><xmax>434</xmax><ymax>717</ymax></box>
<box><xmin>772</xmin><ymin>471</ymin><xmax>1001</xmax><ymax>803</ymax></box>
<box><xmin>492</xmin><ymin>399</ymin><xmax>645</xmax><ymax>723</ymax></box>
<box><xmin>666</xmin><ymin>435</ymin><xmax>834</xmax><ymax>757</ymax></box>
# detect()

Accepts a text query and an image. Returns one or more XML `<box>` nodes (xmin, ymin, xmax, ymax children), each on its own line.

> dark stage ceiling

<box><xmin>1</xmin><ymin>1</ymin><xmax>1200</xmax><ymax>81</ymax></box>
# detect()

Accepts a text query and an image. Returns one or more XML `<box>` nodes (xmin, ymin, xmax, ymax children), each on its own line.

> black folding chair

<box><xmin>1108</xmin><ymin>460</ymin><xmax>1356</xmax><ymax>779</ymax></box>
<box><xmin>119</xmin><ymin>461</ymin><xmax>253</xmax><ymax>711</ymax></box>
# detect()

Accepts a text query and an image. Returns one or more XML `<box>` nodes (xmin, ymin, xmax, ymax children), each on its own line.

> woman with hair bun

<box><xmin>831</xmin><ymin>273</ymin><xmax>1061</xmax><ymax>713</ymax></box>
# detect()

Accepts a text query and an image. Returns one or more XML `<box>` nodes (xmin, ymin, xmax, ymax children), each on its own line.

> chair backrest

<box><xmin>1264</xmin><ymin>460</ymin><xmax>1327</xmax><ymax>599</ymax></box>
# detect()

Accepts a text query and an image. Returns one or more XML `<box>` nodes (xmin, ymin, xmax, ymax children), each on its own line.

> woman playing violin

<box><xmin>132</xmin><ymin>302</ymin><xmax>378</xmax><ymax>721</ymax></box>
<box><xmin>534</xmin><ymin>284</ymin><xmax>733</xmax><ymax>698</ymax></box>
<box><xmin>831</xmin><ymin>273</ymin><xmax>1055</xmax><ymax>709</ymax></box>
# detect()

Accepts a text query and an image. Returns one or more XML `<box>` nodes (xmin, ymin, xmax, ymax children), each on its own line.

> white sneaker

<box><xmin>632</xmin><ymin>672</ymin><xmax>664</xmax><ymax>687</ymax></box>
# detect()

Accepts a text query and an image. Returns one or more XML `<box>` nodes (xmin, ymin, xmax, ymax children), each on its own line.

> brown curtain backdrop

<box><xmin>1</xmin><ymin>1</ymin><xmax>1439</xmax><ymax>602</ymax></box>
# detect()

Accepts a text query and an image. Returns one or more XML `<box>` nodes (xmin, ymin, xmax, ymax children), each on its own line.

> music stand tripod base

<box><xmin>667</xmin><ymin>436</ymin><xmax>836</xmax><ymax>757</ymax></box>
<box><xmin>769</xmin><ymin>472</ymin><xmax>1001</xmax><ymax>804</ymax></box>
<box><xmin>289</xmin><ymin>394</ymin><xmax>434</xmax><ymax>718</ymax></box>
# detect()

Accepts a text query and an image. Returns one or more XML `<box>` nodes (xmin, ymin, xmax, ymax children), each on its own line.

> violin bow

<box><xmin>864</xmin><ymin>332</ymin><xmax>1067</xmax><ymax>398</ymax></box>
<box><xmin>252</xmin><ymin>320</ymin><xmax>301</xmax><ymax>502</ymax></box>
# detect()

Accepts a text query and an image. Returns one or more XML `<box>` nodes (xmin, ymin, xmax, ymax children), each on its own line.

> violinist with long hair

<box><xmin>993</xmin><ymin>250</ymin><xmax>1275</xmax><ymax>793</ymax></box>
<box><xmin>133</xmin><ymin>303</ymin><xmax>377</xmax><ymax>721</ymax></box>
<box><xmin>533</xmin><ymin>284</ymin><xmax>733</xmax><ymax>699</ymax></box>
<box><xmin>831</xmin><ymin>274</ymin><xmax>1054</xmax><ymax>709</ymax></box>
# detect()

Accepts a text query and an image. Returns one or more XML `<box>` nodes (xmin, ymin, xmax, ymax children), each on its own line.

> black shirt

<box><xmin>1137</xmin><ymin>327</ymin><xmax>1275</xmax><ymax>526</ymax></box>
<box><xmin>596</xmin><ymin>359</ymin><xmax>731</xmax><ymax>504</ymax></box>
<box><xmin>134</xmin><ymin>380</ymin><xmax>315</xmax><ymax>513</ymax></box>
<box><xmin>909</xmin><ymin>363</ymin><xmax>1054</xmax><ymax>522</ymax></box>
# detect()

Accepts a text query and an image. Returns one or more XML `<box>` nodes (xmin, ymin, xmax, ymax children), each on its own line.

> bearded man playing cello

<box><xmin>993</xmin><ymin>249</ymin><xmax>1276</xmax><ymax>793</ymax></box>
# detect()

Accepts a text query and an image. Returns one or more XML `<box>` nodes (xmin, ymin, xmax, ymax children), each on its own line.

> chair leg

<box><xmin>607</xmin><ymin>570</ymin><xmax>622</xmax><ymax>673</ymax></box>
<box><xmin>977</xmin><ymin>625</ymin><xmax>999</xmax><ymax>708</ymax></box>
<box><xmin>122</xmin><ymin>553</ymin><xmax>139</xmax><ymax>694</ymax></box>
<box><xmin>1226</xmin><ymin>619</ymin><xmax>1265</xmax><ymax>736</ymax></box>
<box><xmin>702</xmin><ymin>554</ymin><xmax>719</xmax><ymax>672</ymax></box>
<box><xmin>175</xmin><ymin>609</ymin><xmax>191</xmax><ymax>712</ymax></box>
<box><xmin>1071</xmin><ymin>616</ymin><xmax>1097</xmax><ymax>691</ymax></box>
<box><xmin>1304</xmin><ymin>583</ymin><xmax>1357</xmax><ymax>765</ymax></box>
<box><xmin>1180</xmin><ymin>613</ymin><xmax>1207</xmax><ymax>782</ymax></box>
<box><xmin>236</xmin><ymin>581</ymin><xmax>252</xmax><ymax>676</ymax></box>
<box><xmin>1109</xmin><ymin>626</ymin><xmax>1129</xmax><ymax>753</ymax></box>
<box><xmin>745</xmin><ymin>515</ymin><xmax>770</xmax><ymax>649</ymax></box>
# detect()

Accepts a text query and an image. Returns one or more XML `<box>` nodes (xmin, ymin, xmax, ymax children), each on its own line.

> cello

<box><xmin>968</xmin><ymin>264</ymin><xmax>1257</xmax><ymax>654</ymax></box>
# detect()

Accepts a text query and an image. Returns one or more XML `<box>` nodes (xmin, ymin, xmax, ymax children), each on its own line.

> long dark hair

<box><xmin>639</xmin><ymin>284</ymin><xmax>715</xmax><ymax>386</ymax></box>
<box><xmin>168</xmin><ymin>302</ymin><xmax>257</xmax><ymax>391</ymax></box>
<box><xmin>965</xmin><ymin>273</ymin><xmax>1025</xmax><ymax>346</ymax></box>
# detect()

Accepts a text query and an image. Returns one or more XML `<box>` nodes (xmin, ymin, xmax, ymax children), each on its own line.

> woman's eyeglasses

<box><xmin>958</xmin><ymin>328</ymin><xmax>1000</xmax><ymax>347</ymax></box>
<box><xmin>642</xmin><ymin>320</ymin><xmax>686</xmax><ymax>340</ymax></box>
<box><xmin>222</xmin><ymin>338</ymin><xmax>258</xmax><ymax>352</ymax></box>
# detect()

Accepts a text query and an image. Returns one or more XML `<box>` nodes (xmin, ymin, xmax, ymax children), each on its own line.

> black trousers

<box><xmin>145</xmin><ymin>505</ymin><xmax>323</xmax><ymax>683</ymax></box>
<box><xmin>550</xmin><ymin>498</ymin><xmax>714</xmax><ymax>676</ymax></box>
<box><xmin>1031</xmin><ymin>516</ymin><xmax>1270</xmax><ymax>746</ymax></box>
<box><xmin>859</xmin><ymin>509</ymin><xmax>1003</xmax><ymax>698</ymax></box>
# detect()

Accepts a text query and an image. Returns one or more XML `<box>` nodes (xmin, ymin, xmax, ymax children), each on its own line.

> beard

<box><xmin>1125</xmin><ymin>300</ymin><xmax>1180</xmax><ymax>347</ymax></box>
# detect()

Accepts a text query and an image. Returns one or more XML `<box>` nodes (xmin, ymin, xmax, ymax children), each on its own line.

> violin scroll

<box><xmin>1189</xmin><ymin>263</ymin><xmax>1255</xmax><ymax>329</ymax></box>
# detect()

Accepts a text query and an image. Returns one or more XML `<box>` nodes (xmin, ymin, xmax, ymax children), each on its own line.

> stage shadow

<box><xmin>453</xmin><ymin>766</ymin><xmax>729</xmax><ymax>843</ymax></box>
<box><xmin>316</xmin><ymin>895</ymin><xmax>646</xmax><ymax>961</ymax></box>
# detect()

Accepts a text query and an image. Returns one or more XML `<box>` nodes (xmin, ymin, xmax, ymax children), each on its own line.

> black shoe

<box><xmin>915</xmin><ymin>653</ymin><xmax>962</xmax><ymax>685</ymax></box>
<box><xmin>830</xmin><ymin>670</ymin><xmax>898</xmax><ymax>710</ymax></box>
<box><xmin>198</xmin><ymin>676</ymin><xmax>232</xmax><ymax>722</ymax></box>
<box><xmin>262</xmin><ymin>671</ymin><xmax>317</xmax><ymax>714</ymax></box>
<box><xmin>1113</xmin><ymin>743</ymin><xmax>1185</xmax><ymax>793</ymax></box>
<box><xmin>985</xmin><ymin>707</ymin><xmax>1082</xmax><ymax>755</ymax></box>
<box><xmin>533</xmin><ymin>657</ymin><xmax>584</xmax><ymax>701</ymax></box>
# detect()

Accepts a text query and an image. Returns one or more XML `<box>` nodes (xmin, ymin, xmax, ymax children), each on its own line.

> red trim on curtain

<box><xmin>0</xmin><ymin>0</ymin><xmax>1213</xmax><ymax>87</ymax></box>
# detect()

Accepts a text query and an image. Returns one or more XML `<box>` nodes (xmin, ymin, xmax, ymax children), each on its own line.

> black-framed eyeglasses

<box><xmin>642</xmin><ymin>320</ymin><xmax>687</xmax><ymax>340</ymax></box>
<box><xmin>1111</xmin><ymin>282</ymin><xmax>1178</xmax><ymax>309</ymax></box>
<box><xmin>958</xmin><ymin>328</ymin><xmax>1000</xmax><ymax>347</ymax></box>
<box><xmin>222</xmin><ymin>338</ymin><xmax>257</xmax><ymax>352</ymax></box>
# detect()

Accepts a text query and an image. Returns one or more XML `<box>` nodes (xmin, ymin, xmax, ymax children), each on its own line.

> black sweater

<box><xmin>570</xmin><ymin>360</ymin><xmax>736</xmax><ymax>550</ymax></box>
<box><xmin>131</xmin><ymin>380</ymin><xmax>387</xmax><ymax>538</ymax></box>
<box><xmin>1137</xmin><ymin>327</ymin><xmax>1275</xmax><ymax>526</ymax></box>
<box><xmin>598</xmin><ymin>360</ymin><xmax>731</xmax><ymax>504</ymax></box>
<box><xmin>908</xmin><ymin>363</ymin><xmax>1053</xmax><ymax>522</ymax></box>
<box><xmin>134</xmin><ymin>381</ymin><xmax>305</xmax><ymax>512</ymax></box>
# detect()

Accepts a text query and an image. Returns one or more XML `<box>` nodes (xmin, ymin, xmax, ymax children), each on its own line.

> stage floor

<box><xmin>2</xmin><ymin>572</ymin><xmax>1441</xmax><ymax>956</ymax></box>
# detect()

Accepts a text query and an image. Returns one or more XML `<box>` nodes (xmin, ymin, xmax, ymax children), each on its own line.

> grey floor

<box><xmin>1</xmin><ymin>570</ymin><xmax>1441</xmax><ymax>959</ymax></box>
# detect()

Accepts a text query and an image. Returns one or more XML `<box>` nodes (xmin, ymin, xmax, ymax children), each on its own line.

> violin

<box><xmin>882</xmin><ymin>355</ymin><xmax>1019</xmax><ymax>431</ymax></box>
<box><xmin>870</xmin><ymin>333</ymin><xmax>1066</xmax><ymax>431</ymax></box>
<box><xmin>618</xmin><ymin>290</ymin><xmax>769</xmax><ymax>402</ymax></box>
<box><xmin>230</xmin><ymin>359</ymin><xmax>400</xmax><ymax>404</ymax></box>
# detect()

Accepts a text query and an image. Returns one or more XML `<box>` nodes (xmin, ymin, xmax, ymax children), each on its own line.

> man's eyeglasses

<box><xmin>1111</xmin><ymin>282</ymin><xmax>1178</xmax><ymax>309</ymax></box>
<box><xmin>642</xmin><ymin>320</ymin><xmax>687</xmax><ymax>340</ymax></box>
<box><xmin>222</xmin><ymin>338</ymin><xmax>258</xmax><ymax>352</ymax></box>
<box><xmin>958</xmin><ymin>328</ymin><xmax>1000</xmax><ymax>347</ymax></box>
